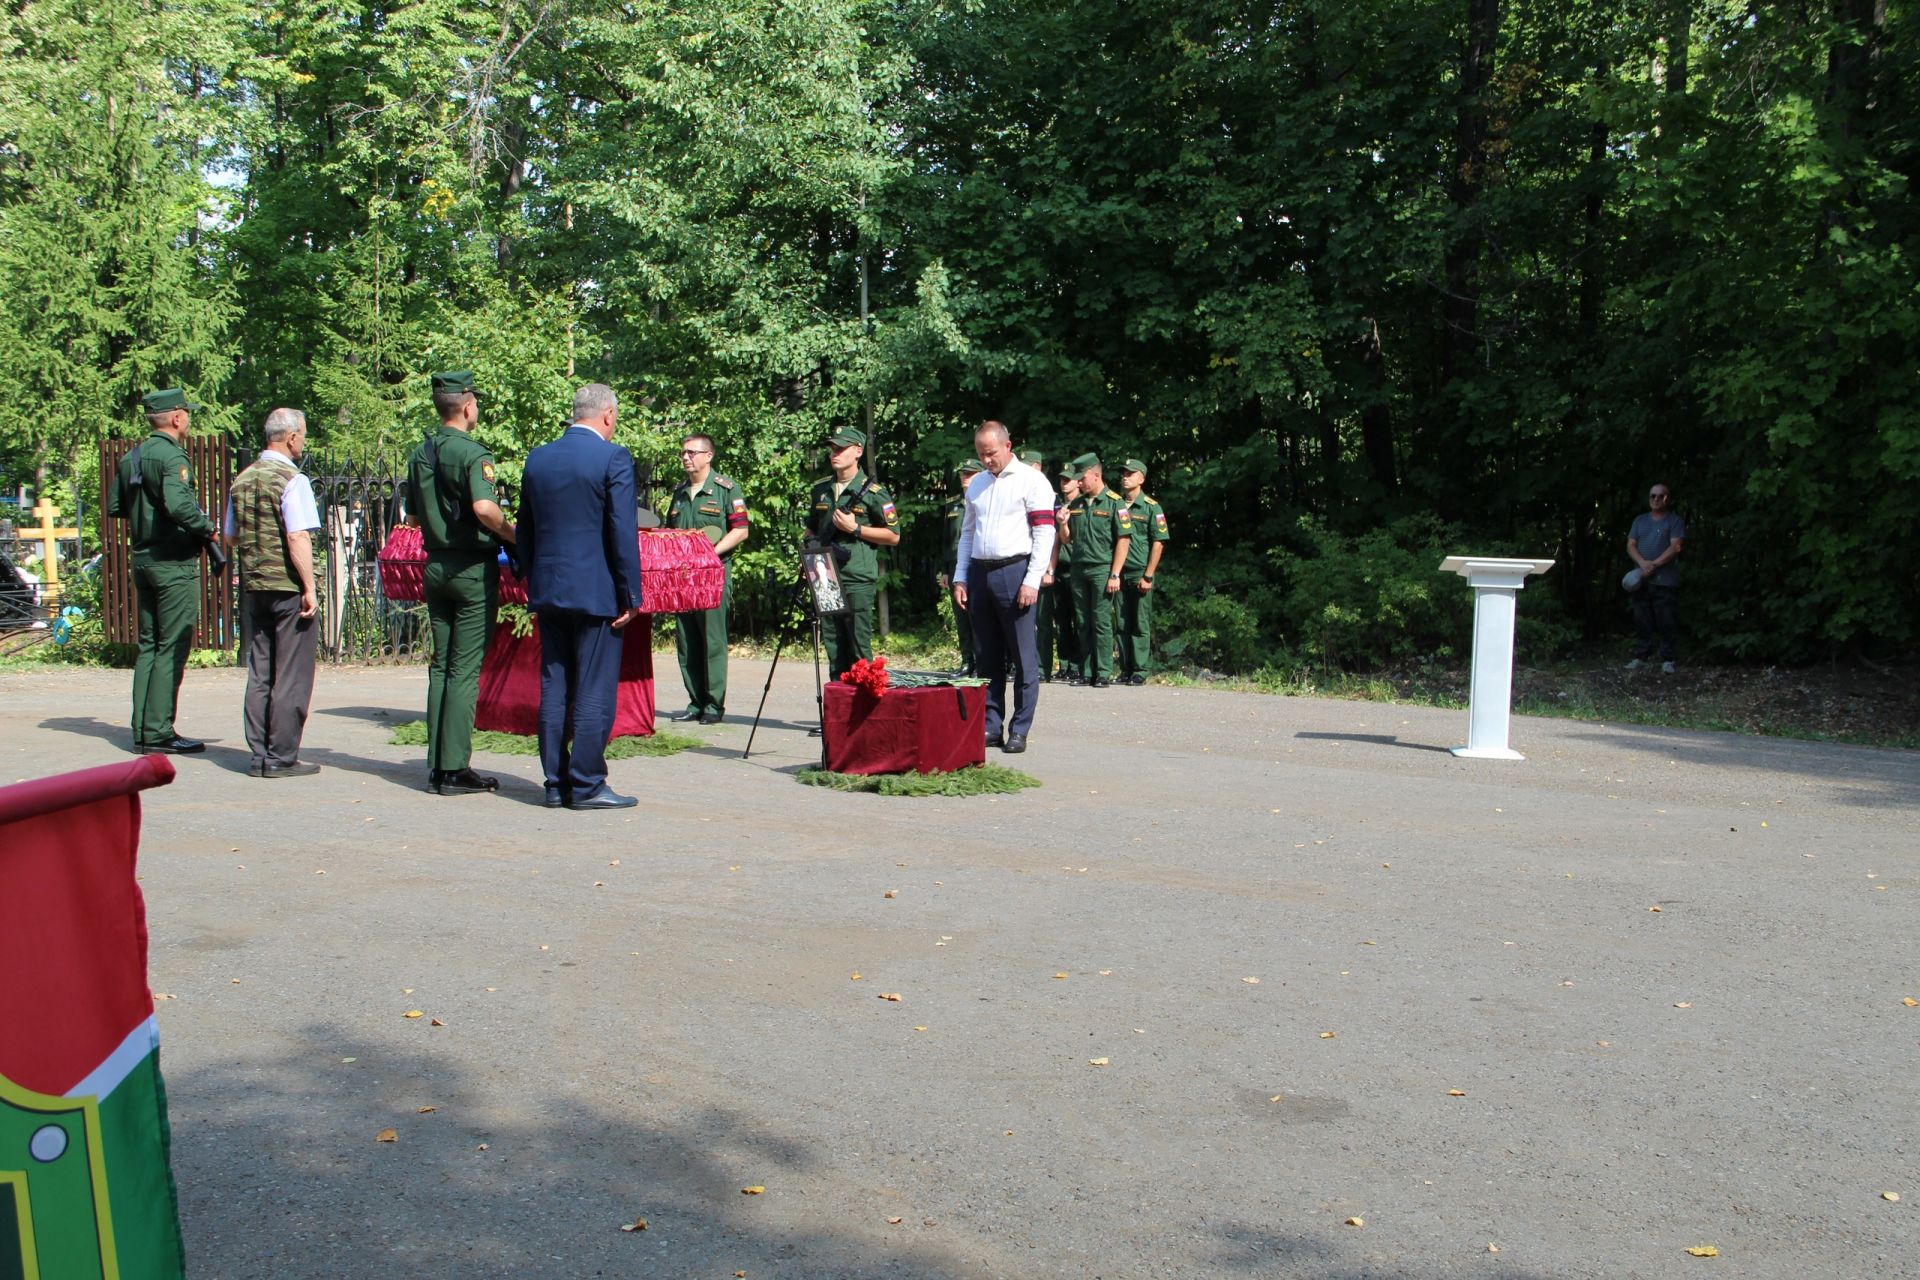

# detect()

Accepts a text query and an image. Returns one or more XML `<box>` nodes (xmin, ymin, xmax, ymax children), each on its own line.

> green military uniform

<box><xmin>1063</xmin><ymin>453</ymin><xmax>1132</xmax><ymax>685</ymax></box>
<box><xmin>110</xmin><ymin>389</ymin><xmax>217</xmax><ymax>748</ymax></box>
<box><xmin>1114</xmin><ymin>459</ymin><xmax>1170</xmax><ymax>682</ymax></box>
<box><xmin>806</xmin><ymin>429</ymin><xmax>899</xmax><ymax>680</ymax></box>
<box><xmin>667</xmin><ymin>470</ymin><xmax>749</xmax><ymax>718</ymax></box>
<box><xmin>405</xmin><ymin>372</ymin><xmax>502</xmax><ymax>779</ymax></box>
<box><xmin>1040</xmin><ymin>464</ymin><xmax>1080</xmax><ymax>680</ymax></box>
<box><xmin>943</xmin><ymin>458</ymin><xmax>984</xmax><ymax>675</ymax></box>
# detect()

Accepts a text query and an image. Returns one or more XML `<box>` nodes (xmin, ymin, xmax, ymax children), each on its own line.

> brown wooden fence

<box><xmin>97</xmin><ymin>437</ymin><xmax>236</xmax><ymax>650</ymax></box>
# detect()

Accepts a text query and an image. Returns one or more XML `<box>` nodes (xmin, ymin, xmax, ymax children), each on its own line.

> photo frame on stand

<box><xmin>801</xmin><ymin>546</ymin><xmax>852</xmax><ymax>618</ymax></box>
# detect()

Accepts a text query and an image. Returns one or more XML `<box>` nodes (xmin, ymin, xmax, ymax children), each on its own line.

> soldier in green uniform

<box><xmin>405</xmin><ymin>371</ymin><xmax>518</xmax><ymax>794</ymax></box>
<box><xmin>1061</xmin><ymin>453</ymin><xmax>1131</xmax><ymax>688</ymax></box>
<box><xmin>665</xmin><ymin>433</ymin><xmax>750</xmax><ymax>723</ymax></box>
<box><xmin>108</xmin><ymin>388</ymin><xmax>220</xmax><ymax>753</ymax></box>
<box><xmin>1114</xmin><ymin>458</ymin><xmax>1170</xmax><ymax>684</ymax></box>
<box><xmin>805</xmin><ymin>426</ymin><xmax>900</xmax><ymax>679</ymax></box>
<box><xmin>1045</xmin><ymin>465</ymin><xmax>1083</xmax><ymax>682</ymax></box>
<box><xmin>938</xmin><ymin>458</ymin><xmax>984</xmax><ymax>675</ymax></box>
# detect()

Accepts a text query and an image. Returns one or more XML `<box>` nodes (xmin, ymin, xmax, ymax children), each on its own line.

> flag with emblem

<box><xmin>0</xmin><ymin>755</ymin><xmax>186</xmax><ymax>1280</ymax></box>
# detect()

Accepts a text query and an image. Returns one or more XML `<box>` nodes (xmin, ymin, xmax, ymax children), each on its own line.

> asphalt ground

<box><xmin>7</xmin><ymin>659</ymin><xmax>1918</xmax><ymax>1280</ymax></box>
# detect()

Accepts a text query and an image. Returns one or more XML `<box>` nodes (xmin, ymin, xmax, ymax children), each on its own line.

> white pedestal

<box><xmin>1438</xmin><ymin>556</ymin><xmax>1554</xmax><ymax>761</ymax></box>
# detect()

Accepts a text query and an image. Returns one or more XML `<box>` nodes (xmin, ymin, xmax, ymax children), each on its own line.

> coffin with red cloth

<box><xmin>822</xmin><ymin>658</ymin><xmax>989</xmax><ymax>775</ymax></box>
<box><xmin>378</xmin><ymin>526</ymin><xmax>723</xmax><ymax>737</ymax></box>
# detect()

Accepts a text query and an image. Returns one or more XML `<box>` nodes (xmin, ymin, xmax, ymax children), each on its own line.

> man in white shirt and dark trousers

<box><xmin>952</xmin><ymin>420</ymin><xmax>1057</xmax><ymax>753</ymax></box>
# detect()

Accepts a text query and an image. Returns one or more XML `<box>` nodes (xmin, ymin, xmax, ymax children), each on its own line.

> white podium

<box><xmin>1438</xmin><ymin>556</ymin><xmax>1554</xmax><ymax>760</ymax></box>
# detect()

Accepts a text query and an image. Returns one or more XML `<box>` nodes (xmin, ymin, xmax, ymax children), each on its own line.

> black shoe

<box><xmin>141</xmin><ymin>736</ymin><xmax>205</xmax><ymax>755</ymax></box>
<box><xmin>698</xmin><ymin>711</ymin><xmax>724</xmax><ymax>725</ymax></box>
<box><xmin>260</xmin><ymin>761</ymin><xmax>320</xmax><ymax>778</ymax></box>
<box><xmin>1124</xmin><ymin>674</ymin><xmax>1146</xmax><ymax>686</ymax></box>
<box><xmin>807</xmin><ymin>726</ymin><xmax>823</xmax><ymax>737</ymax></box>
<box><xmin>568</xmin><ymin>786</ymin><xmax>637</xmax><ymax>810</ymax></box>
<box><xmin>543</xmin><ymin>785</ymin><xmax>569</xmax><ymax>808</ymax></box>
<box><xmin>986</xmin><ymin>731</ymin><xmax>1004</xmax><ymax>750</ymax></box>
<box><xmin>432</xmin><ymin>767</ymin><xmax>499</xmax><ymax>795</ymax></box>
<box><xmin>1089</xmin><ymin>676</ymin><xmax>1111</xmax><ymax>688</ymax></box>
<box><xmin>1003</xmin><ymin>733</ymin><xmax>1028</xmax><ymax>754</ymax></box>
<box><xmin>669</xmin><ymin>707</ymin><xmax>703</xmax><ymax>722</ymax></box>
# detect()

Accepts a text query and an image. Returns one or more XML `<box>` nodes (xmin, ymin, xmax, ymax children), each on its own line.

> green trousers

<box><xmin>824</xmin><ymin>579</ymin><xmax>876</xmax><ymax>681</ymax></box>
<box><xmin>1069</xmin><ymin>570</ymin><xmax>1117</xmax><ymax>682</ymax></box>
<box><xmin>424</xmin><ymin>554</ymin><xmax>498</xmax><ymax>772</ymax></box>
<box><xmin>131</xmin><ymin>557</ymin><xmax>201</xmax><ymax>744</ymax></box>
<box><xmin>1115</xmin><ymin>576</ymin><xmax>1153</xmax><ymax>678</ymax></box>
<box><xmin>676</xmin><ymin>562</ymin><xmax>732</xmax><ymax>717</ymax></box>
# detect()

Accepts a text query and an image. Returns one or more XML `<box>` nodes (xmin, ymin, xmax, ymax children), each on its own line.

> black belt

<box><xmin>971</xmin><ymin>554</ymin><xmax>1027</xmax><ymax>570</ymax></box>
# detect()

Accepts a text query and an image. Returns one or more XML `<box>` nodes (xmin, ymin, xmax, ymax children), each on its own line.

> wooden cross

<box><xmin>27</xmin><ymin>499</ymin><xmax>79</xmax><ymax>588</ymax></box>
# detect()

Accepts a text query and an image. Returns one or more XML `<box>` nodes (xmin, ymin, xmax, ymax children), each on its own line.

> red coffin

<box><xmin>378</xmin><ymin>525</ymin><xmax>723</xmax><ymax>614</ymax></box>
<box><xmin>823</xmin><ymin>682</ymin><xmax>988</xmax><ymax>775</ymax></box>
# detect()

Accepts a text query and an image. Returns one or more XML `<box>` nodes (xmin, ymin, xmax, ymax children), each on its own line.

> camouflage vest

<box><xmin>231</xmin><ymin>458</ymin><xmax>300</xmax><ymax>593</ymax></box>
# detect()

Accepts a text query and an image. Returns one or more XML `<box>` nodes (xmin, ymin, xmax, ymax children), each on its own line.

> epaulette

<box><xmin>714</xmin><ymin>475</ymin><xmax>735</xmax><ymax>491</ymax></box>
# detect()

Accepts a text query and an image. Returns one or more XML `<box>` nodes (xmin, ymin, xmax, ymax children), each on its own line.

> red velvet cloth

<box><xmin>823</xmin><ymin>681</ymin><xmax>988</xmax><ymax>775</ymax></box>
<box><xmin>0</xmin><ymin>754</ymin><xmax>173</xmax><ymax>1095</ymax></box>
<box><xmin>378</xmin><ymin>525</ymin><xmax>722</xmax><ymax>614</ymax></box>
<box><xmin>475</xmin><ymin>617</ymin><xmax>657</xmax><ymax>738</ymax></box>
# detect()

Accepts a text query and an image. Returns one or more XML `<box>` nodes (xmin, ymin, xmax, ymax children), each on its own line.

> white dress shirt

<box><xmin>222</xmin><ymin>451</ymin><xmax>321</xmax><ymax>537</ymax></box>
<box><xmin>954</xmin><ymin>458</ymin><xmax>1058</xmax><ymax>590</ymax></box>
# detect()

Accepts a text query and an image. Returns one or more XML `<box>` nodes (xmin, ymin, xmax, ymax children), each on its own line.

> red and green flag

<box><xmin>1</xmin><ymin>754</ymin><xmax>185</xmax><ymax>1280</ymax></box>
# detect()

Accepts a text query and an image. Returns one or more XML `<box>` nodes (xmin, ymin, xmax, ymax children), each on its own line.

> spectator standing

<box><xmin>952</xmin><ymin>421</ymin><xmax>1056</xmax><ymax>752</ymax></box>
<box><xmin>517</xmin><ymin>384</ymin><xmax>644</xmax><ymax>809</ymax></box>
<box><xmin>224</xmin><ymin>408</ymin><xmax>321</xmax><ymax>777</ymax></box>
<box><xmin>1626</xmin><ymin>482</ymin><xmax>1687</xmax><ymax>673</ymax></box>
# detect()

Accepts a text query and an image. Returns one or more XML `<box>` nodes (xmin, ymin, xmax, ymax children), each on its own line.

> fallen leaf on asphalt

<box><xmin>1242</xmin><ymin>977</ymin><xmax>1260</xmax><ymax>985</ymax></box>
<box><xmin>404</xmin><ymin>988</ymin><xmax>414</xmax><ymax>994</ymax></box>
<box><xmin>230</xmin><ymin>979</ymin><xmax>241</xmax><ymax>985</ymax></box>
<box><xmin>1089</xmin><ymin>1058</ymin><xmax>1109</xmax><ymax>1066</ymax></box>
<box><xmin>430</xmin><ymin>1018</ymin><xmax>445</xmax><ymax>1027</ymax></box>
<box><xmin>1649</xmin><ymin>906</ymin><xmax>1663</xmax><ymax>913</ymax></box>
<box><xmin>341</xmin><ymin>1057</ymin><xmax>356</xmax><ymax>1063</ymax></box>
<box><xmin>1320</xmin><ymin>1031</ymin><xmax>1337</xmax><ymax>1039</ymax></box>
<box><xmin>1684</xmin><ymin>1245</ymin><xmax>1719</xmax><ymax>1257</ymax></box>
<box><xmin>883</xmin><ymin>890</ymin><xmax>897</xmax><ymax>899</ymax></box>
<box><xmin>477</xmin><ymin>1143</ymin><xmax>488</xmax><ymax>1150</ymax></box>
<box><xmin>1674</xmin><ymin>1002</ymin><xmax>1692</xmax><ymax>1009</ymax></box>
<box><xmin>1271</xmin><ymin>1094</ymin><xmax>1285</xmax><ymax>1102</ymax></box>
<box><xmin>887</xmin><ymin>1216</ymin><xmax>903</xmax><ymax>1224</ymax></box>
<box><xmin>850</xmin><ymin>972</ymin><xmax>862</xmax><ymax>980</ymax></box>
<box><xmin>1487</xmin><ymin>1243</ymin><xmax>1499</xmax><ymax>1253</ymax></box>
<box><xmin>539</xmin><ymin>944</ymin><xmax>549</xmax><ymax>951</ymax></box>
<box><xmin>1884</xmin><ymin>1191</ymin><xmax>1901</xmax><ymax>1202</ymax></box>
<box><xmin>1361</xmin><ymin>940</ymin><xmax>1377</xmax><ymax>946</ymax></box>
<box><xmin>609</xmin><ymin>859</ymin><xmax>620</xmax><ymax>866</ymax></box>
<box><xmin>1344</xmin><ymin>1216</ymin><xmax>1363</xmax><ymax>1227</ymax></box>
<box><xmin>594</xmin><ymin>881</ymin><xmax>604</xmax><ymax>887</ymax></box>
<box><xmin>913</xmin><ymin>1026</ymin><xmax>928</xmax><ymax>1032</ymax></box>
<box><xmin>154</xmin><ymin>993</ymin><xmax>176</xmax><ymax>1000</ymax></box>
<box><xmin>741</xmin><ymin>1186</ymin><xmax>765</xmax><ymax>1195</ymax></box>
<box><xmin>484</xmin><ymin>987</ymin><xmax>497</xmax><ymax>992</ymax></box>
<box><xmin>941</xmin><ymin>936</ymin><xmax>953</xmax><ymax>941</ymax></box>
<box><xmin>1004</xmin><ymin>1130</ymin><xmax>1014</xmax><ymax>1136</ymax></box>
<box><xmin>1905</xmin><ymin>998</ymin><xmax>1917</xmax><ymax>1007</ymax></box>
<box><xmin>1053</xmin><ymin>972</ymin><xmax>1069</xmax><ymax>980</ymax></box>
<box><xmin>1448</xmin><ymin>1090</ymin><xmax>1467</xmax><ymax>1097</ymax></box>
<box><xmin>417</xmin><ymin>1106</ymin><xmax>436</xmax><ymax>1114</ymax></box>
<box><xmin>878</xmin><ymin>992</ymin><xmax>902</xmax><ymax>1001</ymax></box>
<box><xmin>618</xmin><ymin>1217</ymin><xmax>648</xmax><ymax>1232</ymax></box>
<box><xmin>314</xmin><ymin>870</ymin><xmax>326</xmax><ymax>875</ymax></box>
<box><xmin>1099</xmin><ymin>969</ymin><xmax>1112</xmax><ymax>976</ymax></box>
<box><xmin>375</xmin><ymin>1129</ymin><xmax>397</xmax><ymax>1143</ymax></box>
<box><xmin>404</xmin><ymin>1010</ymin><xmax>424</xmax><ymax>1019</ymax></box>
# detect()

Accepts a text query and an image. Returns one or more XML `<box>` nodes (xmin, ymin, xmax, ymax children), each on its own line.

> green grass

<box><xmin>387</xmin><ymin>720</ymin><xmax>703</xmax><ymax>758</ymax></box>
<box><xmin>796</xmin><ymin>763</ymin><xmax>1041</xmax><ymax>796</ymax></box>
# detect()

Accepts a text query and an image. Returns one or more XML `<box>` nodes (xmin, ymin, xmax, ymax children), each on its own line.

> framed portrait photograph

<box><xmin>801</xmin><ymin>546</ymin><xmax>852</xmax><ymax>617</ymax></box>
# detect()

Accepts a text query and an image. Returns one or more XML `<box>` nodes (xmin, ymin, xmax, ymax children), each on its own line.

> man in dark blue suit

<box><xmin>517</xmin><ymin>383</ymin><xmax>645</xmax><ymax>809</ymax></box>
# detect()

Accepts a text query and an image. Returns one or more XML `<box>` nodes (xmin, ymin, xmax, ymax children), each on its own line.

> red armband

<box><xmin>1027</xmin><ymin>509</ymin><xmax>1056</xmax><ymax>527</ymax></box>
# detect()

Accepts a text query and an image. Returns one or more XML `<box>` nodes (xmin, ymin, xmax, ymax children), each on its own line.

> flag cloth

<box><xmin>0</xmin><ymin>754</ymin><xmax>185</xmax><ymax>1280</ymax></box>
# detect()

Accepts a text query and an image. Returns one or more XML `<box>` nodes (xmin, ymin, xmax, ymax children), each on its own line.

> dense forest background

<box><xmin>2</xmin><ymin>0</ymin><xmax>1915</xmax><ymax>668</ymax></box>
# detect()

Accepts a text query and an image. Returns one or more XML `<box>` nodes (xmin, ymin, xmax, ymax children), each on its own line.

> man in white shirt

<box><xmin>223</xmin><ymin>408</ymin><xmax>323</xmax><ymax>777</ymax></box>
<box><xmin>952</xmin><ymin>420</ymin><xmax>1057</xmax><ymax>753</ymax></box>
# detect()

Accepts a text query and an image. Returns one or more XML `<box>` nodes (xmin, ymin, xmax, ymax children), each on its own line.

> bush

<box><xmin>1280</xmin><ymin>515</ymin><xmax>1471</xmax><ymax>671</ymax></box>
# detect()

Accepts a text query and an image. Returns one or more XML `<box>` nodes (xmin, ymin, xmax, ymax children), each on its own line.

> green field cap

<box><xmin>141</xmin><ymin>388</ymin><xmax>202</xmax><ymax>414</ymax></box>
<box><xmin>430</xmin><ymin>370</ymin><xmax>477</xmax><ymax>396</ymax></box>
<box><xmin>1017</xmin><ymin>448</ymin><xmax>1043</xmax><ymax>465</ymax></box>
<box><xmin>1069</xmin><ymin>452</ymin><xmax>1101</xmax><ymax>474</ymax></box>
<box><xmin>960</xmin><ymin>458</ymin><xmax>985</xmax><ymax>475</ymax></box>
<box><xmin>1122</xmin><ymin>457</ymin><xmax>1148</xmax><ymax>476</ymax></box>
<box><xmin>827</xmin><ymin>427</ymin><xmax>867</xmax><ymax>448</ymax></box>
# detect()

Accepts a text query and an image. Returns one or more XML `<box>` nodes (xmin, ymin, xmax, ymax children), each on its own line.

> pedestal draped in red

<box><xmin>823</xmin><ymin>682</ymin><xmax>988</xmax><ymax>775</ymax></box>
<box><xmin>380</xmin><ymin>527</ymin><xmax>721</xmax><ymax>738</ymax></box>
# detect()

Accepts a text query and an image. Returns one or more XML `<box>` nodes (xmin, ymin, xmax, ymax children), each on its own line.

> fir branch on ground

<box><xmin>388</xmin><ymin>721</ymin><xmax>701</xmax><ymax>758</ymax></box>
<box><xmin>795</xmin><ymin>764</ymin><xmax>1040</xmax><ymax>797</ymax></box>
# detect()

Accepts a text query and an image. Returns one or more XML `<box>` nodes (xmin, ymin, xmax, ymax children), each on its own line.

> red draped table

<box><xmin>378</xmin><ymin>526</ymin><xmax>724</xmax><ymax>738</ymax></box>
<box><xmin>823</xmin><ymin>681</ymin><xmax>988</xmax><ymax>775</ymax></box>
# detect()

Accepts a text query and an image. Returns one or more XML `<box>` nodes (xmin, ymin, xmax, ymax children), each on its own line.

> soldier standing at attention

<box><xmin>937</xmin><ymin>458</ymin><xmax>985</xmax><ymax>676</ymax></box>
<box><xmin>109</xmin><ymin>388</ymin><xmax>221</xmax><ymax>753</ymax></box>
<box><xmin>406</xmin><ymin>371</ymin><xmax>517</xmax><ymax>795</ymax></box>
<box><xmin>1061</xmin><ymin>454</ymin><xmax>1131</xmax><ymax>688</ymax></box>
<box><xmin>1044</xmin><ymin>466</ymin><xmax>1083</xmax><ymax>682</ymax></box>
<box><xmin>665</xmin><ymin>433</ymin><xmax>750</xmax><ymax>724</ymax></box>
<box><xmin>1114</xmin><ymin>458</ymin><xmax>1169</xmax><ymax>685</ymax></box>
<box><xmin>805</xmin><ymin>426</ymin><xmax>900</xmax><ymax>679</ymax></box>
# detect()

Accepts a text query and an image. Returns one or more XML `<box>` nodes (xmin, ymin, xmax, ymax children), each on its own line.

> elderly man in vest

<box><xmin>223</xmin><ymin>408</ymin><xmax>323</xmax><ymax>777</ymax></box>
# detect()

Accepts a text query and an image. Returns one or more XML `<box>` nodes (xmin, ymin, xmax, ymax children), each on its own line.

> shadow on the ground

<box><xmin>1293</xmin><ymin>731</ymin><xmax>1454</xmax><ymax>754</ymax></box>
<box><xmin>1563</xmin><ymin>728</ymin><xmax>1920</xmax><ymax>809</ymax></box>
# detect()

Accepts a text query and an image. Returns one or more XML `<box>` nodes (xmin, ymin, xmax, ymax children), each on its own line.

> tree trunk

<box><xmin>1440</xmin><ymin>0</ymin><xmax>1500</xmax><ymax>389</ymax></box>
<box><xmin>1358</xmin><ymin>320</ymin><xmax>1397</xmax><ymax>492</ymax></box>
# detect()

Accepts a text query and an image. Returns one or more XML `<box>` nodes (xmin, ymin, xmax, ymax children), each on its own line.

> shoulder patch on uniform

<box><xmin>732</xmin><ymin>497</ymin><xmax>747</xmax><ymax>511</ymax></box>
<box><xmin>881</xmin><ymin>500</ymin><xmax>898</xmax><ymax>523</ymax></box>
<box><xmin>1154</xmin><ymin>511</ymin><xmax>1168</xmax><ymax>528</ymax></box>
<box><xmin>481</xmin><ymin>461</ymin><xmax>496</xmax><ymax>483</ymax></box>
<box><xmin>179</xmin><ymin>466</ymin><xmax>191</xmax><ymax>483</ymax></box>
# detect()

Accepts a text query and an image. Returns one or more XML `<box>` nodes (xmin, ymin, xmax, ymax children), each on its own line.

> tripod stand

<box><xmin>743</xmin><ymin>559</ymin><xmax>842</xmax><ymax>766</ymax></box>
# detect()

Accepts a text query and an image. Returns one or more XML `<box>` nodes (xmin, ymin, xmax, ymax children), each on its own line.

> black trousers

<box><xmin>537</xmin><ymin>611</ymin><xmax>623</xmax><ymax>797</ymax></box>
<box><xmin>969</xmin><ymin>557</ymin><xmax>1040</xmax><ymax>739</ymax></box>
<box><xmin>243</xmin><ymin>590</ymin><xmax>318</xmax><ymax>769</ymax></box>
<box><xmin>1630</xmin><ymin>584</ymin><xmax>1680</xmax><ymax>660</ymax></box>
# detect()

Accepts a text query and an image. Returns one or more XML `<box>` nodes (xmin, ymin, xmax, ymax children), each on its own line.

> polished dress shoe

<box><xmin>670</xmin><ymin>707</ymin><xmax>703</xmax><ymax>722</ymax></box>
<box><xmin>1002</xmin><ymin>733</ymin><xmax>1028</xmax><ymax>754</ymax></box>
<box><xmin>1124</xmin><ymin>674</ymin><xmax>1147</xmax><ymax>686</ymax></box>
<box><xmin>1089</xmin><ymin>676</ymin><xmax>1111</xmax><ymax>688</ymax></box>
<box><xmin>698</xmin><ymin>711</ymin><xmax>725</xmax><ymax>725</ymax></box>
<box><xmin>568</xmin><ymin>786</ymin><xmax>637</xmax><ymax>810</ymax></box>
<box><xmin>431</xmin><ymin>767</ymin><xmax>499</xmax><ymax>795</ymax></box>
<box><xmin>141</xmin><ymin>736</ymin><xmax>205</xmax><ymax>755</ymax></box>
<box><xmin>260</xmin><ymin>761</ymin><xmax>320</xmax><ymax>778</ymax></box>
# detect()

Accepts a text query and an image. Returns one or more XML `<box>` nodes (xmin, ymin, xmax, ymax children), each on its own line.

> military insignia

<box><xmin>1155</xmin><ymin>512</ymin><xmax>1168</xmax><ymax>529</ymax></box>
<box><xmin>481</xmin><ymin>461</ymin><xmax>496</xmax><ymax>483</ymax></box>
<box><xmin>732</xmin><ymin>498</ymin><xmax>746</xmax><ymax>512</ymax></box>
<box><xmin>715</xmin><ymin>475</ymin><xmax>734</xmax><ymax>490</ymax></box>
<box><xmin>179</xmin><ymin>466</ymin><xmax>190</xmax><ymax>483</ymax></box>
<box><xmin>881</xmin><ymin>501</ymin><xmax>897</xmax><ymax>523</ymax></box>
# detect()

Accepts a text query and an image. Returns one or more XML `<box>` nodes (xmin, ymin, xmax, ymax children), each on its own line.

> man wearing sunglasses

<box><xmin>1626</xmin><ymin>483</ymin><xmax>1686</xmax><ymax>674</ymax></box>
